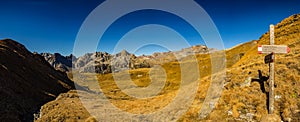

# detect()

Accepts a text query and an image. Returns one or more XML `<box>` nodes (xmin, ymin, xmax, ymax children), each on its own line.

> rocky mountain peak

<box><xmin>40</xmin><ymin>53</ymin><xmax>73</xmax><ymax>72</ymax></box>
<box><xmin>116</xmin><ymin>49</ymin><xmax>130</xmax><ymax>57</ymax></box>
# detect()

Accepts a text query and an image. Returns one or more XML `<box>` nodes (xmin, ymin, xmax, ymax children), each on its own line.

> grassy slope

<box><xmin>196</xmin><ymin>14</ymin><xmax>300</xmax><ymax>121</ymax></box>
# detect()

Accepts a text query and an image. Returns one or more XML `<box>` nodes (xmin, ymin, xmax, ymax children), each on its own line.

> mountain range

<box><xmin>40</xmin><ymin>44</ymin><xmax>213</xmax><ymax>74</ymax></box>
<box><xmin>0</xmin><ymin>14</ymin><xmax>299</xmax><ymax>121</ymax></box>
<box><xmin>35</xmin><ymin>14</ymin><xmax>300</xmax><ymax>121</ymax></box>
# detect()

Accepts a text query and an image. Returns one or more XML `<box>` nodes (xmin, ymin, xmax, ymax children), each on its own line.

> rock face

<box><xmin>42</xmin><ymin>45</ymin><xmax>212</xmax><ymax>74</ymax></box>
<box><xmin>73</xmin><ymin>50</ymin><xmax>146</xmax><ymax>73</ymax></box>
<box><xmin>135</xmin><ymin>45</ymin><xmax>213</xmax><ymax>66</ymax></box>
<box><xmin>111</xmin><ymin>50</ymin><xmax>138</xmax><ymax>72</ymax></box>
<box><xmin>41</xmin><ymin>53</ymin><xmax>75</xmax><ymax>72</ymax></box>
<box><xmin>74</xmin><ymin>52</ymin><xmax>112</xmax><ymax>73</ymax></box>
<box><xmin>0</xmin><ymin>39</ymin><xmax>76</xmax><ymax>121</ymax></box>
<box><xmin>71</xmin><ymin>45</ymin><xmax>211</xmax><ymax>73</ymax></box>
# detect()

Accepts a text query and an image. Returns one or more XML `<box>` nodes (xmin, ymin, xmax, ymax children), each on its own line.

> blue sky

<box><xmin>0</xmin><ymin>0</ymin><xmax>299</xmax><ymax>56</ymax></box>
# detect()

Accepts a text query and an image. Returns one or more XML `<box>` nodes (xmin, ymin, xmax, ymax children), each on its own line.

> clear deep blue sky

<box><xmin>0</xmin><ymin>0</ymin><xmax>299</xmax><ymax>56</ymax></box>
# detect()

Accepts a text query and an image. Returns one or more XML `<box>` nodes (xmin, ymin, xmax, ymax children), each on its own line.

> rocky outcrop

<box><xmin>0</xmin><ymin>39</ymin><xmax>76</xmax><ymax>121</ymax></box>
<box><xmin>132</xmin><ymin>45</ymin><xmax>214</xmax><ymax>66</ymax></box>
<box><xmin>43</xmin><ymin>45</ymin><xmax>212</xmax><ymax>74</ymax></box>
<box><xmin>41</xmin><ymin>53</ymin><xmax>75</xmax><ymax>72</ymax></box>
<box><xmin>35</xmin><ymin>90</ymin><xmax>92</xmax><ymax>122</ymax></box>
<box><xmin>111</xmin><ymin>50</ymin><xmax>137</xmax><ymax>72</ymax></box>
<box><xmin>75</xmin><ymin>52</ymin><xmax>112</xmax><ymax>73</ymax></box>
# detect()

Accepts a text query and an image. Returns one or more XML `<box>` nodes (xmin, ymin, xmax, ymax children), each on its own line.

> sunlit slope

<box><xmin>197</xmin><ymin>14</ymin><xmax>300</xmax><ymax>121</ymax></box>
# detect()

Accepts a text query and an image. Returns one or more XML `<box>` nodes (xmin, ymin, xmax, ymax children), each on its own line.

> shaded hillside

<box><xmin>0</xmin><ymin>39</ymin><xmax>76</xmax><ymax>121</ymax></box>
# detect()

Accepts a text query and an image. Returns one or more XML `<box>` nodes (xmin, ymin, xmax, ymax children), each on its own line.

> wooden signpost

<box><xmin>258</xmin><ymin>24</ymin><xmax>290</xmax><ymax>114</ymax></box>
<box><xmin>264</xmin><ymin>52</ymin><xmax>274</xmax><ymax>64</ymax></box>
<box><xmin>258</xmin><ymin>45</ymin><xmax>290</xmax><ymax>54</ymax></box>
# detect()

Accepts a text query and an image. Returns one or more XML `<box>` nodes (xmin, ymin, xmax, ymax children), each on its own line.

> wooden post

<box><xmin>258</xmin><ymin>24</ymin><xmax>290</xmax><ymax>114</ymax></box>
<box><xmin>269</xmin><ymin>24</ymin><xmax>275</xmax><ymax>114</ymax></box>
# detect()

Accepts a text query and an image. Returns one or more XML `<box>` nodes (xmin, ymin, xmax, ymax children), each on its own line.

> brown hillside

<box><xmin>0</xmin><ymin>39</ymin><xmax>76</xmax><ymax>121</ymax></box>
